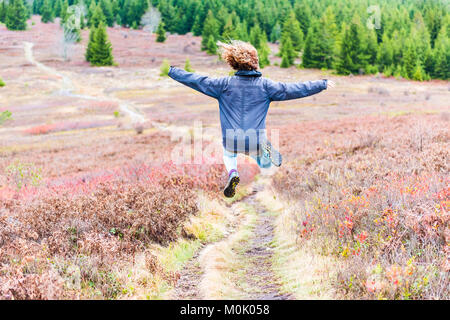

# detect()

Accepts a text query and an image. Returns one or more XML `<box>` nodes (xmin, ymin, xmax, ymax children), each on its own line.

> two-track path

<box><xmin>172</xmin><ymin>180</ymin><xmax>293</xmax><ymax>300</ymax></box>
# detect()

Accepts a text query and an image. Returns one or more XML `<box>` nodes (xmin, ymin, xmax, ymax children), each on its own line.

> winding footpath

<box><xmin>24</xmin><ymin>41</ymin><xmax>146</xmax><ymax>124</ymax></box>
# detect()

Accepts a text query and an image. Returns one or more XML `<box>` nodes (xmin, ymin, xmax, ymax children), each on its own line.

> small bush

<box><xmin>184</xmin><ymin>58</ymin><xmax>194</xmax><ymax>72</ymax></box>
<box><xmin>364</xmin><ymin>64</ymin><xmax>379</xmax><ymax>75</ymax></box>
<box><xmin>0</xmin><ymin>110</ymin><xmax>11</xmax><ymax>125</ymax></box>
<box><xmin>160</xmin><ymin>59</ymin><xmax>170</xmax><ymax>76</ymax></box>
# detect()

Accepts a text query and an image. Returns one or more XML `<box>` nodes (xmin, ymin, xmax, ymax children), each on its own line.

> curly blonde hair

<box><xmin>217</xmin><ymin>40</ymin><xmax>259</xmax><ymax>71</ymax></box>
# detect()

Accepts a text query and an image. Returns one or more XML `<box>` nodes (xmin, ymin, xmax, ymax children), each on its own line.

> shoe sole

<box><xmin>262</xmin><ymin>143</ymin><xmax>282</xmax><ymax>167</ymax></box>
<box><xmin>269</xmin><ymin>150</ymin><xmax>282</xmax><ymax>167</ymax></box>
<box><xmin>224</xmin><ymin>176</ymin><xmax>240</xmax><ymax>198</ymax></box>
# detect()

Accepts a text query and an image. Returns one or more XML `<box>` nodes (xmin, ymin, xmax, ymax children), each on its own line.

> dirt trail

<box><xmin>23</xmin><ymin>41</ymin><xmax>219</xmax><ymax>140</ymax></box>
<box><xmin>171</xmin><ymin>245</ymin><xmax>205</xmax><ymax>299</ymax></box>
<box><xmin>172</xmin><ymin>180</ymin><xmax>292</xmax><ymax>300</ymax></box>
<box><xmin>23</xmin><ymin>41</ymin><xmax>146</xmax><ymax>124</ymax></box>
<box><xmin>241</xmin><ymin>186</ymin><xmax>292</xmax><ymax>300</ymax></box>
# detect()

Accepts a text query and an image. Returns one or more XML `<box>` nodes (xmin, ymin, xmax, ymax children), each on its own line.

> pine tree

<box><xmin>80</xmin><ymin>14</ymin><xmax>85</xmax><ymax>29</ymax></box>
<box><xmin>201</xmin><ymin>10</ymin><xmax>219</xmax><ymax>51</ymax></box>
<box><xmin>31</xmin><ymin>0</ymin><xmax>39</xmax><ymax>15</ymax></box>
<box><xmin>191</xmin><ymin>14</ymin><xmax>203</xmax><ymax>36</ymax></box>
<box><xmin>90</xmin><ymin>4</ymin><xmax>106</xmax><ymax>28</ymax></box>
<box><xmin>302</xmin><ymin>17</ymin><xmax>335</xmax><ymax>69</ymax></box>
<box><xmin>215</xmin><ymin>6</ymin><xmax>228</xmax><ymax>35</ymax></box>
<box><xmin>249</xmin><ymin>24</ymin><xmax>263</xmax><ymax>49</ymax></box>
<box><xmin>60</xmin><ymin>0</ymin><xmax>69</xmax><ymax>25</ymax></box>
<box><xmin>156</xmin><ymin>22</ymin><xmax>166</xmax><ymax>42</ymax></box>
<box><xmin>100</xmin><ymin>0</ymin><xmax>114</xmax><ymax>27</ymax></box>
<box><xmin>424</xmin><ymin>8</ymin><xmax>442</xmax><ymax>48</ymax></box>
<box><xmin>335</xmin><ymin>16</ymin><xmax>366</xmax><ymax>75</ymax></box>
<box><xmin>302</xmin><ymin>24</ymin><xmax>318</xmax><ymax>68</ymax></box>
<box><xmin>403</xmin><ymin>41</ymin><xmax>417</xmax><ymax>79</ymax></box>
<box><xmin>258</xmin><ymin>33</ymin><xmax>270</xmax><ymax>68</ymax></box>
<box><xmin>54</xmin><ymin>0</ymin><xmax>62</xmax><ymax>17</ymax></box>
<box><xmin>205</xmin><ymin>35</ymin><xmax>217</xmax><ymax>55</ymax></box>
<box><xmin>112</xmin><ymin>0</ymin><xmax>120</xmax><ymax>19</ymax></box>
<box><xmin>270</xmin><ymin>23</ymin><xmax>281</xmax><ymax>43</ymax></box>
<box><xmin>183</xmin><ymin>0</ymin><xmax>198</xmax><ymax>34</ymax></box>
<box><xmin>389</xmin><ymin>30</ymin><xmax>403</xmax><ymax>66</ymax></box>
<box><xmin>0</xmin><ymin>1</ymin><xmax>6</xmax><ymax>23</ymax></box>
<box><xmin>377</xmin><ymin>34</ymin><xmax>394</xmax><ymax>70</ymax></box>
<box><xmin>236</xmin><ymin>21</ymin><xmax>249</xmax><ymax>42</ymax></box>
<box><xmin>6</xmin><ymin>0</ymin><xmax>28</xmax><ymax>30</ymax></box>
<box><xmin>282</xmin><ymin>11</ymin><xmax>304</xmax><ymax>52</ymax></box>
<box><xmin>422</xmin><ymin>46</ymin><xmax>434</xmax><ymax>77</ymax></box>
<box><xmin>294</xmin><ymin>1</ymin><xmax>312</xmax><ymax>37</ymax></box>
<box><xmin>365</xmin><ymin>29</ymin><xmax>378</xmax><ymax>66</ymax></box>
<box><xmin>89</xmin><ymin>22</ymin><xmax>115</xmax><ymax>66</ymax></box>
<box><xmin>321</xmin><ymin>7</ymin><xmax>338</xmax><ymax>68</ymax></box>
<box><xmin>41</xmin><ymin>0</ymin><xmax>54</xmax><ymax>23</ymax></box>
<box><xmin>222</xmin><ymin>16</ymin><xmax>237</xmax><ymax>41</ymax></box>
<box><xmin>85</xmin><ymin>26</ymin><xmax>96</xmax><ymax>62</ymax></box>
<box><xmin>412</xmin><ymin>62</ymin><xmax>425</xmax><ymax>81</ymax></box>
<box><xmin>87</xmin><ymin>0</ymin><xmax>95</xmax><ymax>26</ymax></box>
<box><xmin>184</xmin><ymin>58</ymin><xmax>194</xmax><ymax>72</ymax></box>
<box><xmin>280</xmin><ymin>34</ymin><xmax>295</xmax><ymax>68</ymax></box>
<box><xmin>411</xmin><ymin>12</ymin><xmax>431</xmax><ymax>61</ymax></box>
<box><xmin>23</xmin><ymin>0</ymin><xmax>31</xmax><ymax>19</ymax></box>
<box><xmin>432</xmin><ymin>32</ymin><xmax>449</xmax><ymax>79</ymax></box>
<box><xmin>126</xmin><ymin>0</ymin><xmax>140</xmax><ymax>29</ymax></box>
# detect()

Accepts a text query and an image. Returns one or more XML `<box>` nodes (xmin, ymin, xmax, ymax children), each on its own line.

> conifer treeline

<box><xmin>1</xmin><ymin>0</ymin><xmax>448</xmax><ymax>79</ymax></box>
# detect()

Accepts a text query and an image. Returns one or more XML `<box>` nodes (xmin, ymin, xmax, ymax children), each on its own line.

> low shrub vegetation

<box><xmin>273</xmin><ymin>114</ymin><xmax>449</xmax><ymax>299</ymax></box>
<box><xmin>0</xmin><ymin>153</ymin><xmax>259</xmax><ymax>299</ymax></box>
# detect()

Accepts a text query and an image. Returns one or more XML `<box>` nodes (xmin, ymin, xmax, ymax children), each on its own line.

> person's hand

<box><xmin>327</xmin><ymin>80</ymin><xmax>336</xmax><ymax>89</ymax></box>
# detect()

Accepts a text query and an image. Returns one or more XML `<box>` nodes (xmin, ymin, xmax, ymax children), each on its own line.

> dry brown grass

<box><xmin>0</xmin><ymin>176</ymin><xmax>198</xmax><ymax>299</ymax></box>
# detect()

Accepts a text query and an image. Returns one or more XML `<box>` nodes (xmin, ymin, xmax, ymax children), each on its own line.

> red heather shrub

<box><xmin>24</xmin><ymin>124</ymin><xmax>58</xmax><ymax>135</ymax></box>
<box><xmin>0</xmin><ymin>159</ymin><xmax>259</xmax><ymax>202</ymax></box>
<box><xmin>24</xmin><ymin>120</ymin><xmax>116</xmax><ymax>135</ymax></box>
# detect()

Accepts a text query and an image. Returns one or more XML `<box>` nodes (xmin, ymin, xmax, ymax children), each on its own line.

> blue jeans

<box><xmin>223</xmin><ymin>147</ymin><xmax>272</xmax><ymax>174</ymax></box>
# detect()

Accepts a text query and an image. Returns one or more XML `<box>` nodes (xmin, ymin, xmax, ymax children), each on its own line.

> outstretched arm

<box><xmin>264</xmin><ymin>78</ymin><xmax>331</xmax><ymax>101</ymax></box>
<box><xmin>168</xmin><ymin>66</ymin><xmax>227</xmax><ymax>99</ymax></box>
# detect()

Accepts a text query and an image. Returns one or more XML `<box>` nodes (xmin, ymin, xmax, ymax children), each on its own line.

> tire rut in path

<box><xmin>239</xmin><ymin>186</ymin><xmax>293</xmax><ymax>300</ymax></box>
<box><xmin>171</xmin><ymin>245</ymin><xmax>205</xmax><ymax>300</ymax></box>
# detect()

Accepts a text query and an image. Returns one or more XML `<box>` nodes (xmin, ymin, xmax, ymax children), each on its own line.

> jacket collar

<box><xmin>235</xmin><ymin>69</ymin><xmax>262</xmax><ymax>77</ymax></box>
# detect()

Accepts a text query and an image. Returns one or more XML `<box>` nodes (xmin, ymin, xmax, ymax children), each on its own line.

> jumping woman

<box><xmin>168</xmin><ymin>40</ymin><xmax>335</xmax><ymax>198</ymax></box>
